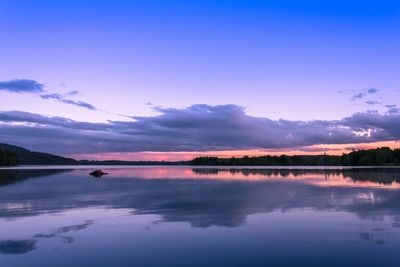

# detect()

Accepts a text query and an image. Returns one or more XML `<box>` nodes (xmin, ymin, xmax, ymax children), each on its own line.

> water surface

<box><xmin>1</xmin><ymin>166</ymin><xmax>400</xmax><ymax>267</ymax></box>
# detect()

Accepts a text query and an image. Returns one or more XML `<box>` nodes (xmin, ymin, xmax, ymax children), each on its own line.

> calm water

<box><xmin>1</xmin><ymin>166</ymin><xmax>400</xmax><ymax>267</ymax></box>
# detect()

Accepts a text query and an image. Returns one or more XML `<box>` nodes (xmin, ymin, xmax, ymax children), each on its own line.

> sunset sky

<box><xmin>0</xmin><ymin>0</ymin><xmax>399</xmax><ymax>160</ymax></box>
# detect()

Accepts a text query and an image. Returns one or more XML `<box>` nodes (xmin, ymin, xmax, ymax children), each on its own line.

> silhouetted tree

<box><xmin>190</xmin><ymin>147</ymin><xmax>400</xmax><ymax>166</ymax></box>
<box><xmin>0</xmin><ymin>149</ymin><xmax>17</xmax><ymax>166</ymax></box>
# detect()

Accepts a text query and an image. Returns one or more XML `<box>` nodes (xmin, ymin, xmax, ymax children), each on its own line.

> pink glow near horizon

<box><xmin>72</xmin><ymin>167</ymin><xmax>400</xmax><ymax>189</ymax></box>
<box><xmin>69</xmin><ymin>141</ymin><xmax>400</xmax><ymax>161</ymax></box>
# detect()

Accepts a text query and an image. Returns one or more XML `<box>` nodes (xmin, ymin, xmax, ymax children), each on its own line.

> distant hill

<box><xmin>0</xmin><ymin>144</ymin><xmax>77</xmax><ymax>165</ymax></box>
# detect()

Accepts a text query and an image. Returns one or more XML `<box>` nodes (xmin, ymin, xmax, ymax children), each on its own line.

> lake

<box><xmin>1</xmin><ymin>166</ymin><xmax>400</xmax><ymax>267</ymax></box>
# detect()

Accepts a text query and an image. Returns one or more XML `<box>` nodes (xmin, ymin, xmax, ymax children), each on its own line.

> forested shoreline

<box><xmin>190</xmin><ymin>147</ymin><xmax>400</xmax><ymax>166</ymax></box>
<box><xmin>1</xmin><ymin>143</ymin><xmax>400</xmax><ymax>166</ymax></box>
<box><xmin>0</xmin><ymin>149</ymin><xmax>17</xmax><ymax>166</ymax></box>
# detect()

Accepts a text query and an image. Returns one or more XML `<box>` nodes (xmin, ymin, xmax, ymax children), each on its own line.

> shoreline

<box><xmin>2</xmin><ymin>165</ymin><xmax>400</xmax><ymax>170</ymax></box>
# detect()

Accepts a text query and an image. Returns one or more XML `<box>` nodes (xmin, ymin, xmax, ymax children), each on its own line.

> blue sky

<box><xmin>0</xmin><ymin>0</ymin><xmax>399</xmax><ymax>158</ymax></box>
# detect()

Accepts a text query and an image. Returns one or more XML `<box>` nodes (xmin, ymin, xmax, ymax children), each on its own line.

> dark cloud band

<box><xmin>0</xmin><ymin>105</ymin><xmax>399</xmax><ymax>155</ymax></box>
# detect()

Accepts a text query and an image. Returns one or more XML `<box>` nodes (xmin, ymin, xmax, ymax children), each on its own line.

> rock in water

<box><xmin>90</xmin><ymin>170</ymin><xmax>108</xmax><ymax>177</ymax></box>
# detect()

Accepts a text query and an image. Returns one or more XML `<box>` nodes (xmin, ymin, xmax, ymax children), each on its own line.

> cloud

<box><xmin>0</xmin><ymin>79</ymin><xmax>98</xmax><ymax>111</ymax></box>
<box><xmin>0</xmin><ymin>79</ymin><xmax>44</xmax><ymax>93</ymax></box>
<box><xmin>387</xmin><ymin>107</ymin><xmax>400</xmax><ymax>115</ymax></box>
<box><xmin>347</xmin><ymin>87</ymin><xmax>380</xmax><ymax>101</ymax></box>
<box><xmin>0</xmin><ymin>104</ymin><xmax>399</xmax><ymax>155</ymax></box>
<box><xmin>40</xmin><ymin>93</ymin><xmax>97</xmax><ymax>110</ymax></box>
<box><xmin>2</xmin><ymin>168</ymin><xmax>400</xmax><ymax>228</ymax></box>
<box><xmin>65</xmin><ymin>90</ymin><xmax>79</xmax><ymax>96</ymax></box>
<box><xmin>365</xmin><ymin>100</ymin><xmax>381</xmax><ymax>105</ymax></box>
<box><xmin>384</xmin><ymin>105</ymin><xmax>400</xmax><ymax>115</ymax></box>
<box><xmin>385</xmin><ymin>104</ymin><xmax>397</xmax><ymax>108</ymax></box>
<box><xmin>352</xmin><ymin>92</ymin><xmax>366</xmax><ymax>100</ymax></box>
<box><xmin>367</xmin><ymin>87</ymin><xmax>379</xmax><ymax>94</ymax></box>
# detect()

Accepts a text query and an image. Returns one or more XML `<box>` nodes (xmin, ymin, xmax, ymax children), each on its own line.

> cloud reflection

<box><xmin>1</xmin><ymin>167</ymin><xmax>400</xmax><ymax>228</ymax></box>
<box><xmin>0</xmin><ymin>240</ymin><xmax>37</xmax><ymax>255</ymax></box>
<box><xmin>34</xmin><ymin>220</ymin><xmax>94</xmax><ymax>245</ymax></box>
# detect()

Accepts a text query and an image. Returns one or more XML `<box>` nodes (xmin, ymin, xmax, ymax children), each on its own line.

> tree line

<box><xmin>1</xmin><ymin>145</ymin><xmax>400</xmax><ymax>166</ymax></box>
<box><xmin>190</xmin><ymin>147</ymin><xmax>400</xmax><ymax>166</ymax></box>
<box><xmin>0</xmin><ymin>149</ymin><xmax>18</xmax><ymax>166</ymax></box>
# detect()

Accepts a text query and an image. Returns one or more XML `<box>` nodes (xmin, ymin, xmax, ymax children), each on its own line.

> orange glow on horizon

<box><xmin>70</xmin><ymin>140</ymin><xmax>400</xmax><ymax>161</ymax></box>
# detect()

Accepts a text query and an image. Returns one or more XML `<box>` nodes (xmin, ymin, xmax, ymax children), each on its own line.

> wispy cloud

<box><xmin>0</xmin><ymin>79</ymin><xmax>44</xmax><ymax>93</ymax></box>
<box><xmin>0</xmin><ymin>79</ymin><xmax>97</xmax><ymax>111</ymax></box>
<box><xmin>387</xmin><ymin>107</ymin><xmax>400</xmax><ymax>114</ymax></box>
<box><xmin>65</xmin><ymin>90</ymin><xmax>79</xmax><ymax>96</ymax></box>
<box><xmin>386</xmin><ymin>104</ymin><xmax>397</xmax><ymax>108</ymax></box>
<box><xmin>40</xmin><ymin>93</ymin><xmax>97</xmax><ymax>110</ymax></box>
<box><xmin>0</xmin><ymin>104</ymin><xmax>399</xmax><ymax>155</ymax></box>
<box><xmin>365</xmin><ymin>100</ymin><xmax>381</xmax><ymax>105</ymax></box>
<box><xmin>352</xmin><ymin>92</ymin><xmax>366</xmax><ymax>100</ymax></box>
<box><xmin>350</xmin><ymin>87</ymin><xmax>380</xmax><ymax>101</ymax></box>
<box><xmin>367</xmin><ymin>87</ymin><xmax>379</xmax><ymax>94</ymax></box>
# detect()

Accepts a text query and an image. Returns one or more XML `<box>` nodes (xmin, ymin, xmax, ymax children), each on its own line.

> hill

<box><xmin>0</xmin><ymin>144</ymin><xmax>77</xmax><ymax>165</ymax></box>
<box><xmin>0</xmin><ymin>148</ymin><xmax>17</xmax><ymax>166</ymax></box>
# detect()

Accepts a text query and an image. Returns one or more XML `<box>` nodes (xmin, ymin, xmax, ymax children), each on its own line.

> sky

<box><xmin>0</xmin><ymin>0</ymin><xmax>399</xmax><ymax>160</ymax></box>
